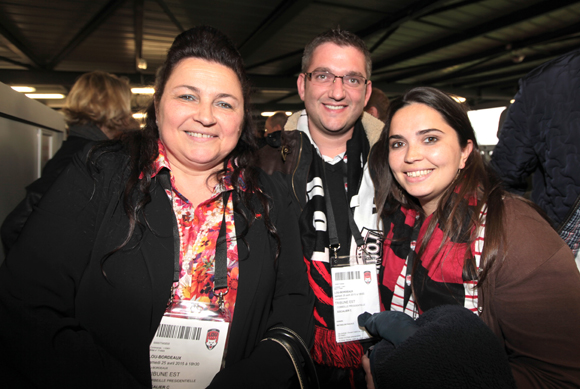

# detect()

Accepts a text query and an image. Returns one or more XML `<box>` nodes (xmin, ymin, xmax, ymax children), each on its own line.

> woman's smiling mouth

<box><xmin>406</xmin><ymin>169</ymin><xmax>433</xmax><ymax>178</ymax></box>
<box><xmin>186</xmin><ymin>131</ymin><xmax>215</xmax><ymax>138</ymax></box>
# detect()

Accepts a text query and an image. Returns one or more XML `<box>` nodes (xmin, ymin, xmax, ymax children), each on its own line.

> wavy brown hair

<box><xmin>370</xmin><ymin>86</ymin><xmax>507</xmax><ymax>291</ymax></box>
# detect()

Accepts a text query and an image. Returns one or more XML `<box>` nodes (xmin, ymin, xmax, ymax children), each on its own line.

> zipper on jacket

<box><xmin>291</xmin><ymin>132</ymin><xmax>304</xmax><ymax>212</ymax></box>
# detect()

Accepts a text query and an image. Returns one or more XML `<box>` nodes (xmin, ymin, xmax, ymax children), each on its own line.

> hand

<box><xmin>358</xmin><ymin>310</ymin><xmax>419</xmax><ymax>347</ymax></box>
<box><xmin>362</xmin><ymin>354</ymin><xmax>375</xmax><ymax>389</ymax></box>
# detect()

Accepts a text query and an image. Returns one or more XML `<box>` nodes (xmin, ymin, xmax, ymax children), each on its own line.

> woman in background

<box><xmin>362</xmin><ymin>86</ymin><xmax>580</xmax><ymax>388</ymax></box>
<box><xmin>0</xmin><ymin>26</ymin><xmax>313</xmax><ymax>388</ymax></box>
<box><xmin>1</xmin><ymin>71</ymin><xmax>138</xmax><ymax>253</ymax></box>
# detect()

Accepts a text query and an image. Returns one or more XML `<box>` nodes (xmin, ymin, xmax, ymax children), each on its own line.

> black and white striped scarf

<box><xmin>296</xmin><ymin>113</ymin><xmax>383</xmax><ymax>368</ymax></box>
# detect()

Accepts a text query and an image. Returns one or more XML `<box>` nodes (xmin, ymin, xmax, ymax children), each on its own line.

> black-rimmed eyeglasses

<box><xmin>304</xmin><ymin>71</ymin><xmax>369</xmax><ymax>89</ymax></box>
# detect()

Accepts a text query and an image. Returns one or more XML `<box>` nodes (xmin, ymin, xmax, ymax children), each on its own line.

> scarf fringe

<box><xmin>311</xmin><ymin>326</ymin><xmax>363</xmax><ymax>369</ymax></box>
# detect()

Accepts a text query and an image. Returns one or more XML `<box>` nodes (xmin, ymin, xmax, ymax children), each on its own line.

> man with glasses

<box><xmin>259</xmin><ymin>29</ymin><xmax>384</xmax><ymax>389</ymax></box>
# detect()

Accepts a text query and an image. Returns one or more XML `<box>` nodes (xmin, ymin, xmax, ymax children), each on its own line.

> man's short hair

<box><xmin>268</xmin><ymin>111</ymin><xmax>289</xmax><ymax>129</ymax></box>
<box><xmin>301</xmin><ymin>28</ymin><xmax>372</xmax><ymax>78</ymax></box>
<box><xmin>365</xmin><ymin>88</ymin><xmax>390</xmax><ymax>122</ymax></box>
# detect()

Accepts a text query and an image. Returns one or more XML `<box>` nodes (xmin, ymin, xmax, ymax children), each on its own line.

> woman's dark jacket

<box><xmin>1</xmin><ymin>123</ymin><xmax>108</xmax><ymax>255</ymax></box>
<box><xmin>0</xmin><ymin>144</ymin><xmax>314</xmax><ymax>388</ymax></box>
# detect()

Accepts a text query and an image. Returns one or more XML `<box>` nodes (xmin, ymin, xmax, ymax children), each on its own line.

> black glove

<box><xmin>358</xmin><ymin>311</ymin><xmax>419</xmax><ymax>347</ymax></box>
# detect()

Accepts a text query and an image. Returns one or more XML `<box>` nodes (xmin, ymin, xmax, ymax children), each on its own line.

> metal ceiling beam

<box><xmin>449</xmin><ymin>69</ymin><xmax>530</xmax><ymax>89</ymax></box>
<box><xmin>154</xmin><ymin>0</ymin><xmax>185</xmax><ymax>32</ymax></box>
<box><xmin>356</xmin><ymin>0</ymin><xmax>450</xmax><ymax>39</ymax></box>
<box><xmin>421</xmin><ymin>0</ymin><xmax>486</xmax><ymax>17</ymax></box>
<box><xmin>376</xmin><ymin>22</ymin><xmax>580</xmax><ymax>83</ymax></box>
<box><xmin>281</xmin><ymin>0</ymin><xmax>451</xmax><ymax>75</ymax></box>
<box><xmin>239</xmin><ymin>0</ymin><xmax>313</xmax><ymax>58</ymax></box>
<box><xmin>372</xmin><ymin>0</ymin><xmax>580</xmax><ymax>72</ymax></box>
<box><xmin>134</xmin><ymin>0</ymin><xmax>144</xmax><ymax>72</ymax></box>
<box><xmin>0</xmin><ymin>69</ymin><xmax>300</xmax><ymax>92</ymax></box>
<box><xmin>0</xmin><ymin>69</ymin><xmax>155</xmax><ymax>87</ymax></box>
<box><xmin>427</xmin><ymin>43</ymin><xmax>580</xmax><ymax>88</ymax></box>
<box><xmin>0</xmin><ymin>12</ymin><xmax>44</xmax><ymax>68</ymax></box>
<box><xmin>0</xmin><ymin>55</ymin><xmax>35</xmax><ymax>70</ymax></box>
<box><xmin>46</xmin><ymin>0</ymin><xmax>127</xmax><ymax>70</ymax></box>
<box><xmin>246</xmin><ymin>49</ymin><xmax>303</xmax><ymax>71</ymax></box>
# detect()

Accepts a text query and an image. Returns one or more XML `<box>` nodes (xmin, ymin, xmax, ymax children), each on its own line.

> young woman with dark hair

<box><xmin>0</xmin><ymin>26</ymin><xmax>313</xmax><ymax>388</ymax></box>
<box><xmin>362</xmin><ymin>87</ymin><xmax>580</xmax><ymax>388</ymax></box>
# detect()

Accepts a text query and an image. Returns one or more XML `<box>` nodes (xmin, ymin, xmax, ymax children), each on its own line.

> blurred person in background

<box><xmin>491</xmin><ymin>48</ymin><xmax>580</xmax><ymax>266</ymax></box>
<box><xmin>264</xmin><ymin>111</ymin><xmax>289</xmax><ymax>148</ymax></box>
<box><xmin>1</xmin><ymin>70</ymin><xmax>138</xmax><ymax>254</ymax></box>
<box><xmin>364</xmin><ymin>87</ymin><xmax>390</xmax><ymax>123</ymax></box>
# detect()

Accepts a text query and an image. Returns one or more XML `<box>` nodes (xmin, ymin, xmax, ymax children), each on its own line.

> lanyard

<box><xmin>158</xmin><ymin>170</ymin><xmax>230</xmax><ymax>309</ymax></box>
<box><xmin>321</xmin><ymin>161</ymin><xmax>365</xmax><ymax>267</ymax></box>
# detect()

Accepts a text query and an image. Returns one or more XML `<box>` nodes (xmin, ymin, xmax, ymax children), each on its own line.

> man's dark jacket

<box><xmin>491</xmin><ymin>48</ymin><xmax>580</xmax><ymax>229</ymax></box>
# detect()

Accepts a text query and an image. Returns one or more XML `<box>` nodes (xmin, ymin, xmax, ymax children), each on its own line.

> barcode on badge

<box><xmin>334</xmin><ymin>271</ymin><xmax>361</xmax><ymax>281</ymax></box>
<box><xmin>155</xmin><ymin>324</ymin><xmax>202</xmax><ymax>340</ymax></box>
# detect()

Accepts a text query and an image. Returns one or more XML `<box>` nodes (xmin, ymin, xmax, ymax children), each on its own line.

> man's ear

<box><xmin>363</xmin><ymin>80</ymin><xmax>372</xmax><ymax>106</ymax></box>
<box><xmin>297</xmin><ymin>73</ymin><xmax>306</xmax><ymax>102</ymax></box>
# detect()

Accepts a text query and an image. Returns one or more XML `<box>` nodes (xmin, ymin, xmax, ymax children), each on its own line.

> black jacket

<box><xmin>1</xmin><ymin>123</ymin><xmax>108</xmax><ymax>255</ymax></box>
<box><xmin>491</xmin><ymin>48</ymin><xmax>580</xmax><ymax>228</ymax></box>
<box><xmin>0</xmin><ymin>144</ymin><xmax>314</xmax><ymax>388</ymax></box>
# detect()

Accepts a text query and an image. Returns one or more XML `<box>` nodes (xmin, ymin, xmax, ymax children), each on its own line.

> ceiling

<box><xmin>1</xmin><ymin>0</ymin><xmax>580</xmax><ymax>115</ymax></box>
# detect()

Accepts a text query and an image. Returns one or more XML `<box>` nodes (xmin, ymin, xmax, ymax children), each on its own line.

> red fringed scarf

<box><xmin>379</xmin><ymin>199</ymin><xmax>486</xmax><ymax>316</ymax></box>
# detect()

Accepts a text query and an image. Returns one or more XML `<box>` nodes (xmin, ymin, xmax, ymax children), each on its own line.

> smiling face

<box><xmin>156</xmin><ymin>57</ymin><xmax>244</xmax><ymax>178</ymax></box>
<box><xmin>388</xmin><ymin>103</ymin><xmax>473</xmax><ymax>215</ymax></box>
<box><xmin>297</xmin><ymin>42</ymin><xmax>372</xmax><ymax>140</ymax></box>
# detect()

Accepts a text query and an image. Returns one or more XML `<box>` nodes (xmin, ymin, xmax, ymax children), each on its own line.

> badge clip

<box><xmin>215</xmin><ymin>287</ymin><xmax>229</xmax><ymax>311</ymax></box>
<box><xmin>330</xmin><ymin>243</ymin><xmax>341</xmax><ymax>264</ymax></box>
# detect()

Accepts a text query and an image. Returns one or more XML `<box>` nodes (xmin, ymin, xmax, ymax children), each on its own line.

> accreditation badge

<box><xmin>331</xmin><ymin>259</ymin><xmax>380</xmax><ymax>343</ymax></box>
<box><xmin>150</xmin><ymin>300</ymin><xmax>231</xmax><ymax>389</ymax></box>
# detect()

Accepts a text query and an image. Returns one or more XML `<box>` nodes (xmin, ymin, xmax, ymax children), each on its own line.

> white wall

<box><xmin>467</xmin><ymin>106</ymin><xmax>507</xmax><ymax>146</ymax></box>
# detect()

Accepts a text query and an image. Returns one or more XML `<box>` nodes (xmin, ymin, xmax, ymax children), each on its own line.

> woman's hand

<box><xmin>362</xmin><ymin>354</ymin><xmax>375</xmax><ymax>389</ymax></box>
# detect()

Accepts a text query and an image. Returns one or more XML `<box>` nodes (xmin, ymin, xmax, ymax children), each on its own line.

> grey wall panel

<box><xmin>0</xmin><ymin>82</ymin><xmax>66</xmax><ymax>264</ymax></box>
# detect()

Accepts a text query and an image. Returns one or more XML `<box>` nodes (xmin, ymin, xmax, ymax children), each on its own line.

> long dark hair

<box><xmin>90</xmin><ymin>26</ymin><xmax>278</xmax><ymax>262</ymax></box>
<box><xmin>370</xmin><ymin>86</ymin><xmax>506</xmax><ymax>289</ymax></box>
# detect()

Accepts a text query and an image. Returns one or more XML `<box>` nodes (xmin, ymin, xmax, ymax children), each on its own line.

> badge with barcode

<box><xmin>150</xmin><ymin>301</ymin><xmax>230</xmax><ymax>389</ymax></box>
<box><xmin>331</xmin><ymin>263</ymin><xmax>380</xmax><ymax>343</ymax></box>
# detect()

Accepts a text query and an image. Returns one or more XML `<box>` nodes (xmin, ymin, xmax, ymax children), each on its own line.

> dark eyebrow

<box><xmin>176</xmin><ymin>85</ymin><xmax>200</xmax><ymax>93</ymax></box>
<box><xmin>215</xmin><ymin>93</ymin><xmax>240</xmax><ymax>102</ymax></box>
<box><xmin>310</xmin><ymin>67</ymin><xmax>365</xmax><ymax>78</ymax></box>
<box><xmin>388</xmin><ymin>128</ymin><xmax>444</xmax><ymax>141</ymax></box>
<box><xmin>175</xmin><ymin>85</ymin><xmax>240</xmax><ymax>102</ymax></box>
<box><xmin>417</xmin><ymin>129</ymin><xmax>444</xmax><ymax>135</ymax></box>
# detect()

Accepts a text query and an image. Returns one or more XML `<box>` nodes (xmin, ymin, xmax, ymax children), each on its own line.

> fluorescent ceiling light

<box><xmin>262</xmin><ymin>111</ymin><xmax>294</xmax><ymax>117</ymax></box>
<box><xmin>132</xmin><ymin>87</ymin><xmax>155</xmax><ymax>94</ymax></box>
<box><xmin>25</xmin><ymin>93</ymin><xmax>65</xmax><ymax>99</ymax></box>
<box><xmin>451</xmin><ymin>95</ymin><xmax>466</xmax><ymax>103</ymax></box>
<box><xmin>133</xmin><ymin>113</ymin><xmax>147</xmax><ymax>119</ymax></box>
<box><xmin>12</xmin><ymin>86</ymin><xmax>36</xmax><ymax>92</ymax></box>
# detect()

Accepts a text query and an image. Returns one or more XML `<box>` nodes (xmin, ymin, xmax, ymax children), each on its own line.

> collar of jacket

<box><xmin>283</xmin><ymin>110</ymin><xmax>384</xmax><ymax>148</ymax></box>
<box><xmin>68</xmin><ymin>122</ymin><xmax>109</xmax><ymax>142</ymax></box>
